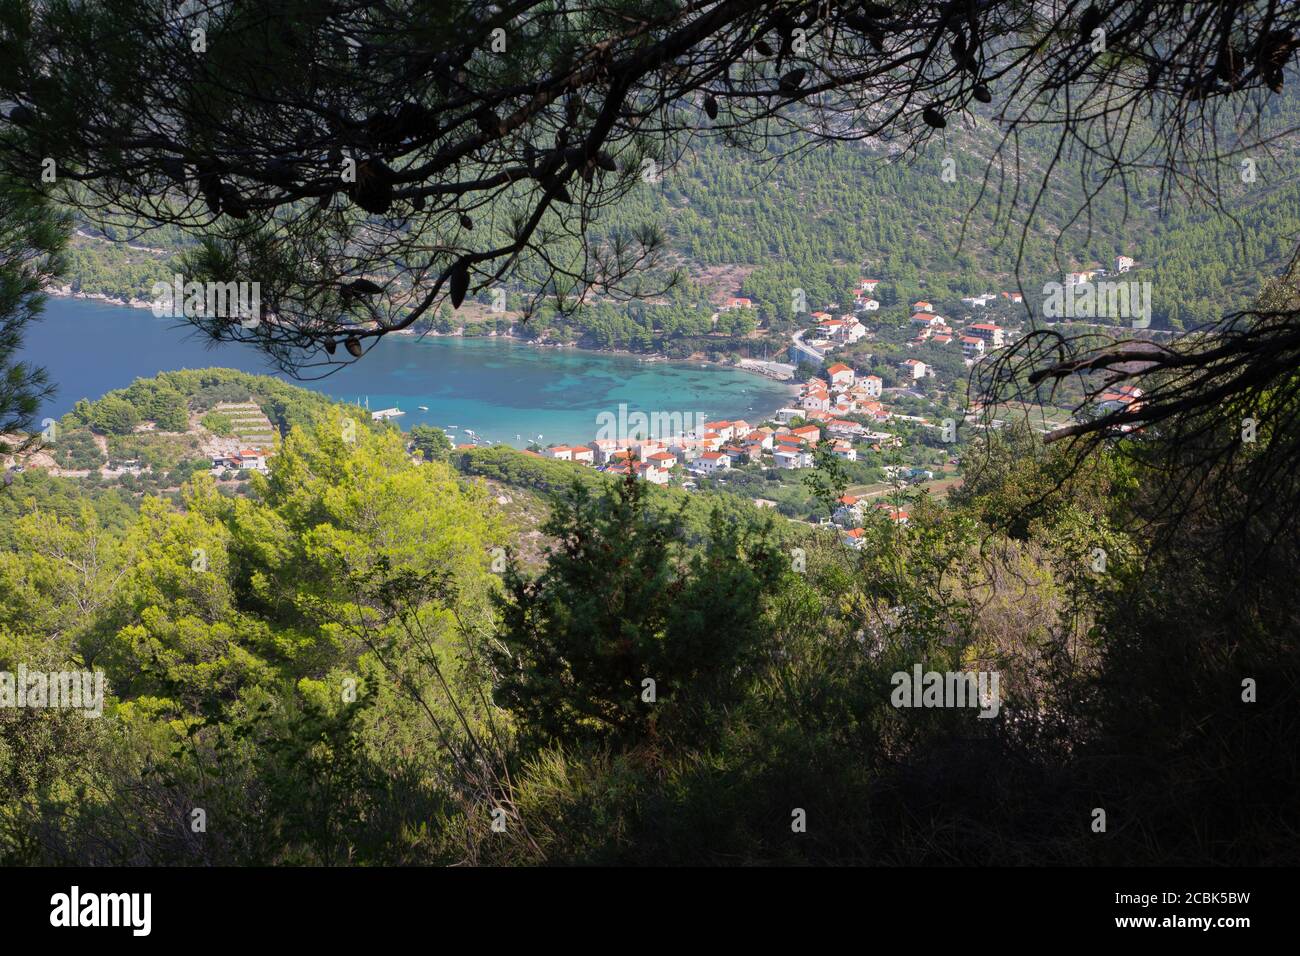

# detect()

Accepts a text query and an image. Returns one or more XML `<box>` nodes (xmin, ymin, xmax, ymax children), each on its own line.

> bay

<box><xmin>19</xmin><ymin>297</ymin><xmax>794</xmax><ymax>447</ymax></box>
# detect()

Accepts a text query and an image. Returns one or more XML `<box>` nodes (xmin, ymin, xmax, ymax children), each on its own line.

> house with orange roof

<box><xmin>874</xmin><ymin>503</ymin><xmax>910</xmax><ymax>525</ymax></box>
<box><xmin>694</xmin><ymin>450</ymin><xmax>731</xmax><ymax>474</ymax></box>
<box><xmin>830</xmin><ymin>439</ymin><xmax>857</xmax><ymax>461</ymax></box>
<box><xmin>900</xmin><ymin>358</ymin><xmax>928</xmax><ymax>380</ymax></box>
<box><xmin>965</xmin><ymin>323</ymin><xmax>1005</xmax><ymax>347</ymax></box>
<box><xmin>703</xmin><ymin>420</ymin><xmax>737</xmax><ymax>442</ymax></box>
<box><xmin>826</xmin><ymin>363</ymin><xmax>855</xmax><ymax>387</ymax></box>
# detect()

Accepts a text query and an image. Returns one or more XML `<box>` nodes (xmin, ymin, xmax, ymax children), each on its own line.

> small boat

<box><xmin>464</xmin><ymin>428</ymin><xmax>477</xmax><ymax>436</ymax></box>
<box><xmin>418</xmin><ymin>405</ymin><xmax>429</xmax><ymax>411</ymax></box>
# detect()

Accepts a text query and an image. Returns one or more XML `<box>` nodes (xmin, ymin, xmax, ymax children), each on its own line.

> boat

<box><xmin>418</xmin><ymin>405</ymin><xmax>429</xmax><ymax>411</ymax></box>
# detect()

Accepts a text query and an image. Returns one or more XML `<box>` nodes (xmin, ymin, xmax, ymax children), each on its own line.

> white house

<box><xmin>825</xmin><ymin>363</ymin><xmax>855</xmax><ymax>387</ymax></box>
<box><xmin>695</xmin><ymin>451</ymin><xmax>731</xmax><ymax>474</ymax></box>
<box><xmin>899</xmin><ymin>358</ymin><xmax>927</xmax><ymax>380</ymax></box>
<box><xmin>965</xmin><ymin>323</ymin><xmax>1005</xmax><ymax>347</ymax></box>
<box><xmin>861</xmin><ymin>374</ymin><xmax>883</xmax><ymax>398</ymax></box>
<box><xmin>841</xmin><ymin>527</ymin><xmax>867</xmax><ymax>550</ymax></box>
<box><xmin>773</xmin><ymin>447</ymin><xmax>811</xmax><ymax>469</ymax></box>
<box><xmin>1115</xmin><ymin>255</ymin><xmax>1134</xmax><ymax>273</ymax></box>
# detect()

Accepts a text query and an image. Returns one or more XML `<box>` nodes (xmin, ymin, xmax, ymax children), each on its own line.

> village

<box><xmin>518</xmin><ymin>256</ymin><xmax>1147</xmax><ymax>547</ymax></box>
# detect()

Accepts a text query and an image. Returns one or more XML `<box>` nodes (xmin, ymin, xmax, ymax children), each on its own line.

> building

<box><xmin>861</xmin><ymin>374</ymin><xmax>883</xmax><ymax>398</ymax></box>
<box><xmin>587</xmin><ymin>438</ymin><xmax>628</xmax><ymax>464</ymax></box>
<box><xmin>818</xmin><ymin>318</ymin><xmax>868</xmax><ymax>343</ymax></box>
<box><xmin>1096</xmin><ymin>383</ymin><xmax>1144</xmax><ymax>415</ymax></box>
<box><xmin>569</xmin><ymin>446</ymin><xmax>595</xmax><ymax>464</ymax></box>
<box><xmin>702</xmin><ymin>420</ymin><xmax>737</xmax><ymax>442</ymax></box>
<box><xmin>542</xmin><ymin>445</ymin><xmax>574</xmax><ymax>461</ymax></box>
<box><xmin>635</xmin><ymin>460</ymin><xmax>670</xmax><ymax>484</ymax></box>
<box><xmin>830</xmin><ymin>440</ymin><xmax>857</xmax><ymax>461</ymax></box>
<box><xmin>834</xmin><ymin>494</ymin><xmax>865</xmax><ymax>525</ymax></box>
<box><xmin>826</xmin><ymin>363</ymin><xmax>855</xmax><ymax>387</ymax></box>
<box><xmin>724</xmin><ymin>296</ymin><xmax>754</xmax><ymax>310</ymax></box>
<box><xmin>1115</xmin><ymin>255</ymin><xmax>1134</xmax><ymax>273</ymax></box>
<box><xmin>841</xmin><ymin>527</ymin><xmax>867</xmax><ymax>550</ymax></box>
<box><xmin>899</xmin><ymin>358</ymin><xmax>927</xmax><ymax>380</ymax></box>
<box><xmin>965</xmin><ymin>323</ymin><xmax>1005</xmax><ymax>347</ymax></box>
<box><xmin>773</xmin><ymin>447</ymin><xmax>811</xmax><ymax>469</ymax></box>
<box><xmin>874</xmin><ymin>503</ymin><xmax>910</xmax><ymax>525</ymax></box>
<box><xmin>695</xmin><ymin>451</ymin><xmax>731</xmax><ymax>474</ymax></box>
<box><xmin>961</xmin><ymin>336</ymin><xmax>986</xmax><ymax>358</ymax></box>
<box><xmin>913</xmin><ymin>300</ymin><xmax>935</xmax><ymax>313</ymax></box>
<box><xmin>234</xmin><ymin>449</ymin><xmax>269</xmax><ymax>472</ymax></box>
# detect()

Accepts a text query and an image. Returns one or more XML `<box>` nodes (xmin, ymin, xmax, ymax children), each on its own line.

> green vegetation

<box><xmin>0</xmin><ymin>370</ymin><xmax>1293</xmax><ymax>864</ymax></box>
<box><xmin>200</xmin><ymin>412</ymin><xmax>234</xmax><ymax>436</ymax></box>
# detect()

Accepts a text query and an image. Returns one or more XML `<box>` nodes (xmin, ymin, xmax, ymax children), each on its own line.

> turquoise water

<box><xmin>20</xmin><ymin>298</ymin><xmax>793</xmax><ymax>447</ymax></box>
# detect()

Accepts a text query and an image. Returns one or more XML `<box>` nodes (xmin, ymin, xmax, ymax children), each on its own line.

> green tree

<box><xmin>89</xmin><ymin>395</ymin><xmax>140</xmax><ymax>435</ymax></box>
<box><xmin>0</xmin><ymin>176</ymin><xmax>68</xmax><ymax>452</ymax></box>
<box><xmin>492</xmin><ymin>472</ymin><xmax>786</xmax><ymax>751</ymax></box>
<box><xmin>409</xmin><ymin>424</ymin><xmax>452</xmax><ymax>463</ymax></box>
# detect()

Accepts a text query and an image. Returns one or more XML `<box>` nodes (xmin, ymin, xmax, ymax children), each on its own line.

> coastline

<box><xmin>43</xmin><ymin>286</ymin><xmax>798</xmax><ymax>386</ymax></box>
<box><xmin>37</xmin><ymin>290</ymin><xmax>800</xmax><ymax>443</ymax></box>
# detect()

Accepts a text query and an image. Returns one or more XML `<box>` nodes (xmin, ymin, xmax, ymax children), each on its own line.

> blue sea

<box><xmin>19</xmin><ymin>298</ymin><xmax>793</xmax><ymax>447</ymax></box>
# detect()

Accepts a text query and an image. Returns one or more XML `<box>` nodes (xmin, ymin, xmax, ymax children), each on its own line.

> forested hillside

<box><xmin>2</xmin><ymin>370</ymin><xmax>1293</xmax><ymax>864</ymax></box>
<box><xmin>62</xmin><ymin>109</ymin><xmax>1300</xmax><ymax>341</ymax></box>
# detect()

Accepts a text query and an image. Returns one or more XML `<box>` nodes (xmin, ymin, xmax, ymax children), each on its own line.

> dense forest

<box><xmin>59</xmin><ymin>110</ymin><xmax>1300</xmax><ymax>347</ymax></box>
<box><xmin>0</xmin><ymin>368</ymin><xmax>1293</xmax><ymax>864</ymax></box>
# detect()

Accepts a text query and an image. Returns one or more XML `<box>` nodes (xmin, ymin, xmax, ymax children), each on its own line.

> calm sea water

<box><xmin>20</xmin><ymin>298</ymin><xmax>793</xmax><ymax>447</ymax></box>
